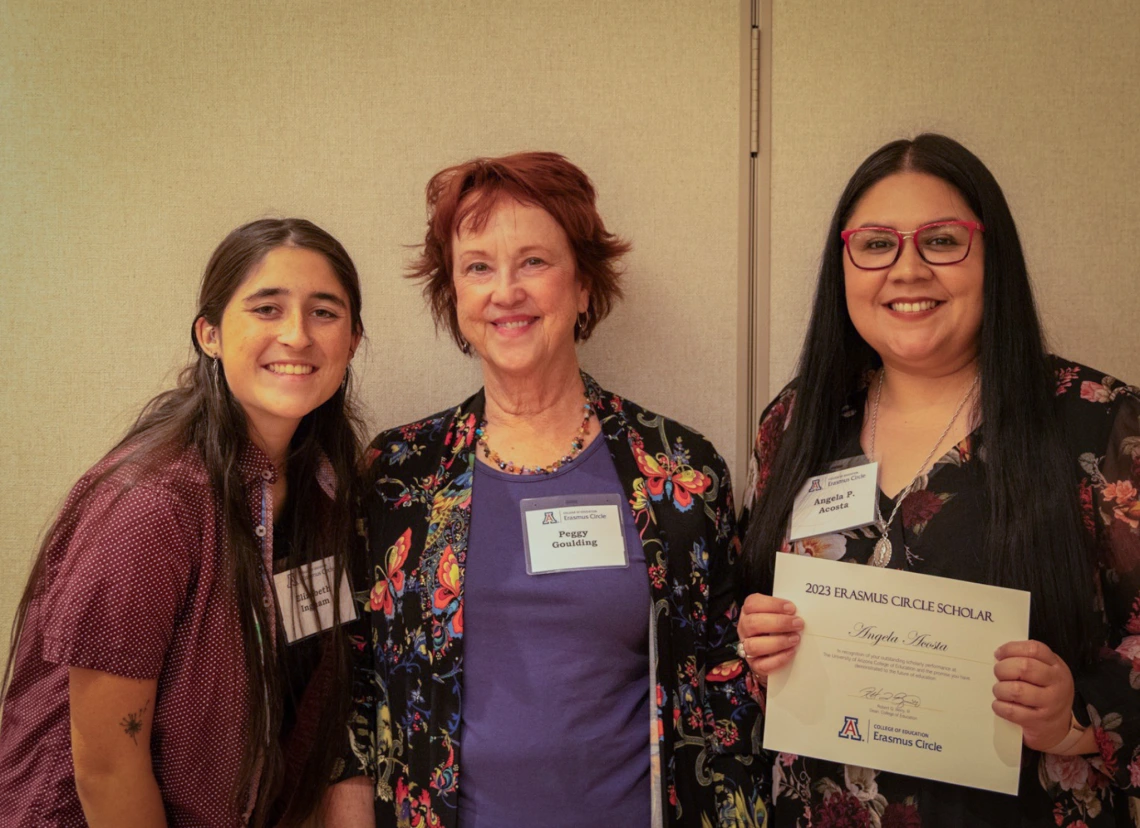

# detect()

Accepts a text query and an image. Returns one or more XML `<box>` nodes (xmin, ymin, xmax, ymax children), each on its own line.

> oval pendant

<box><xmin>872</xmin><ymin>535</ymin><xmax>892</xmax><ymax>567</ymax></box>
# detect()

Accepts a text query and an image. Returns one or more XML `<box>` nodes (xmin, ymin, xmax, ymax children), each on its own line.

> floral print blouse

<box><xmin>342</xmin><ymin>374</ymin><xmax>766</xmax><ymax>828</ymax></box>
<box><xmin>743</xmin><ymin>359</ymin><xmax>1140</xmax><ymax>828</ymax></box>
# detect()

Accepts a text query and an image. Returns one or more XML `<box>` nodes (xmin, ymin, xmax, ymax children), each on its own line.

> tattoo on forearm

<box><xmin>120</xmin><ymin>699</ymin><xmax>150</xmax><ymax>746</ymax></box>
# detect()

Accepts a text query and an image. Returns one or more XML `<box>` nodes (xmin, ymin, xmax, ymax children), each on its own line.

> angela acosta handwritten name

<box><xmin>848</xmin><ymin>622</ymin><xmax>948</xmax><ymax>652</ymax></box>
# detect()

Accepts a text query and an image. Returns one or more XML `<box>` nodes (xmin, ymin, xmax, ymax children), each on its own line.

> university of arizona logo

<box><xmin>542</xmin><ymin>511</ymin><xmax>559</xmax><ymax>525</ymax></box>
<box><xmin>838</xmin><ymin>716</ymin><xmax>863</xmax><ymax>741</ymax></box>
<box><xmin>808</xmin><ymin>478</ymin><xmax>822</xmax><ymax>493</ymax></box>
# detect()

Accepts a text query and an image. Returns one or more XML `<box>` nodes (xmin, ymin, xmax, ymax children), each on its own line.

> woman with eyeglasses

<box><xmin>737</xmin><ymin>134</ymin><xmax>1140</xmax><ymax>826</ymax></box>
<box><xmin>0</xmin><ymin>219</ymin><xmax>364</xmax><ymax>827</ymax></box>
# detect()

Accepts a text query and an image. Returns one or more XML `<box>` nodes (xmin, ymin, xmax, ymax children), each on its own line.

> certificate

<box><xmin>764</xmin><ymin>553</ymin><xmax>1031</xmax><ymax>794</ymax></box>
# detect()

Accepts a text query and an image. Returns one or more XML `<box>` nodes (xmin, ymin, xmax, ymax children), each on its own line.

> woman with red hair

<box><xmin>328</xmin><ymin>152</ymin><xmax>763</xmax><ymax>827</ymax></box>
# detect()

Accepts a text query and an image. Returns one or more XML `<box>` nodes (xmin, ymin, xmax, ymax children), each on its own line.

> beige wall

<box><xmin>0</xmin><ymin>1</ymin><xmax>746</xmax><ymax>669</ymax></box>
<box><xmin>5</xmin><ymin>0</ymin><xmax>1139</xmax><ymax>674</ymax></box>
<box><xmin>767</xmin><ymin>0</ymin><xmax>1140</xmax><ymax>397</ymax></box>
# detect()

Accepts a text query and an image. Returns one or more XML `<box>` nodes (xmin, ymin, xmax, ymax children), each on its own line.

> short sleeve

<box><xmin>1070</xmin><ymin>383</ymin><xmax>1140</xmax><ymax>790</ymax></box>
<box><xmin>741</xmin><ymin>385</ymin><xmax>796</xmax><ymax>519</ymax></box>
<box><xmin>1097</xmin><ymin>385</ymin><xmax>1140</xmax><ymax>571</ymax></box>
<box><xmin>40</xmin><ymin>480</ymin><xmax>195</xmax><ymax>679</ymax></box>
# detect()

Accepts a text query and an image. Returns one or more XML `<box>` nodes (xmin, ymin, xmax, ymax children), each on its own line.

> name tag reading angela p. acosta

<box><xmin>272</xmin><ymin>555</ymin><xmax>358</xmax><ymax>644</ymax></box>
<box><xmin>521</xmin><ymin>494</ymin><xmax>629</xmax><ymax>575</ymax></box>
<box><xmin>788</xmin><ymin>461</ymin><xmax>879</xmax><ymax>542</ymax></box>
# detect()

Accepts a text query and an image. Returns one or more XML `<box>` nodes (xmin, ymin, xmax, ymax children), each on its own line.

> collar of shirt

<box><xmin>236</xmin><ymin>441</ymin><xmax>338</xmax><ymax>500</ymax></box>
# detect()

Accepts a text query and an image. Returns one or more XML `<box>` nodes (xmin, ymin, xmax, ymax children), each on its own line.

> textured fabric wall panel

<box><xmin>0</xmin><ymin>1</ymin><xmax>743</xmax><ymax>668</ymax></box>
<box><xmin>768</xmin><ymin>0</ymin><xmax>1140</xmax><ymax>397</ymax></box>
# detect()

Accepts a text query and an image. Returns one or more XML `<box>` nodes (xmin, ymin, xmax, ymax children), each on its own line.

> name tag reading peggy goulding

<box><xmin>788</xmin><ymin>461</ymin><xmax>879</xmax><ymax>542</ymax></box>
<box><xmin>521</xmin><ymin>494</ymin><xmax>629</xmax><ymax>575</ymax></box>
<box><xmin>272</xmin><ymin>555</ymin><xmax>358</xmax><ymax>644</ymax></box>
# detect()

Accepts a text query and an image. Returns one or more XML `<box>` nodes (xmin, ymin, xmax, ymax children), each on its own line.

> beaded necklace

<box><xmin>476</xmin><ymin>401</ymin><xmax>594</xmax><ymax>475</ymax></box>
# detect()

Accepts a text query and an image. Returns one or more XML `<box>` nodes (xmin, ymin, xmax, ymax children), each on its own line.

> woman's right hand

<box><xmin>737</xmin><ymin>594</ymin><xmax>804</xmax><ymax>684</ymax></box>
<box><xmin>323</xmin><ymin>776</ymin><xmax>376</xmax><ymax>828</ymax></box>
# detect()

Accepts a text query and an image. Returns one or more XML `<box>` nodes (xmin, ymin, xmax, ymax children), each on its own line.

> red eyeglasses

<box><xmin>841</xmin><ymin>220</ymin><xmax>985</xmax><ymax>270</ymax></box>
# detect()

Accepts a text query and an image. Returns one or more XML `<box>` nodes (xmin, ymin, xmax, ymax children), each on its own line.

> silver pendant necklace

<box><xmin>867</xmin><ymin>369</ymin><xmax>979</xmax><ymax>567</ymax></box>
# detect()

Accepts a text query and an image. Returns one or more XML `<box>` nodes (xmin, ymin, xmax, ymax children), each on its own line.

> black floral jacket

<box><xmin>744</xmin><ymin>359</ymin><xmax>1140</xmax><ymax>827</ymax></box>
<box><xmin>344</xmin><ymin>374</ymin><xmax>766</xmax><ymax>827</ymax></box>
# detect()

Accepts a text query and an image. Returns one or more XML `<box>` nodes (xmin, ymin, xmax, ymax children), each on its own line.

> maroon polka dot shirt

<box><xmin>0</xmin><ymin>442</ymin><xmax>327</xmax><ymax>826</ymax></box>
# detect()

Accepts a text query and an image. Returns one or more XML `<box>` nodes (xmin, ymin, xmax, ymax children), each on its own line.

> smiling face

<box><xmin>843</xmin><ymin>171</ymin><xmax>985</xmax><ymax>376</ymax></box>
<box><xmin>194</xmin><ymin>245</ymin><xmax>359</xmax><ymax>448</ymax></box>
<box><xmin>451</xmin><ymin>197</ymin><xmax>588</xmax><ymax>381</ymax></box>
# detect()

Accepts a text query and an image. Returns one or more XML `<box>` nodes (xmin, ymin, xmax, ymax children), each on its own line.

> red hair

<box><xmin>406</xmin><ymin>151</ymin><xmax>632</xmax><ymax>347</ymax></box>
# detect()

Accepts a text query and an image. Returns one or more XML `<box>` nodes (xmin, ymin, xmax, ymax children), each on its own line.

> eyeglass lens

<box><xmin>847</xmin><ymin>223</ymin><xmax>973</xmax><ymax>268</ymax></box>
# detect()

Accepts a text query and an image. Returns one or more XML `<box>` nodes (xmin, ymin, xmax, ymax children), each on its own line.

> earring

<box><xmin>576</xmin><ymin>306</ymin><xmax>592</xmax><ymax>338</ymax></box>
<box><xmin>458</xmin><ymin>335</ymin><xmax>472</xmax><ymax>356</ymax></box>
<box><xmin>211</xmin><ymin>357</ymin><xmax>222</xmax><ymax>392</ymax></box>
<box><xmin>341</xmin><ymin>366</ymin><xmax>350</xmax><ymax>393</ymax></box>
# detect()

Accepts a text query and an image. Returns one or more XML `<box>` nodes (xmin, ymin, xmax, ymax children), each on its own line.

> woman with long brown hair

<box><xmin>0</xmin><ymin>218</ymin><xmax>365</xmax><ymax>827</ymax></box>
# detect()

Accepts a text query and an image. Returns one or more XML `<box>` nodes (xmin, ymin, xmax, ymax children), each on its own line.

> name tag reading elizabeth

<box><xmin>788</xmin><ymin>460</ymin><xmax>879</xmax><ymax>541</ymax></box>
<box><xmin>521</xmin><ymin>494</ymin><xmax>629</xmax><ymax>575</ymax></box>
<box><xmin>272</xmin><ymin>555</ymin><xmax>358</xmax><ymax>644</ymax></box>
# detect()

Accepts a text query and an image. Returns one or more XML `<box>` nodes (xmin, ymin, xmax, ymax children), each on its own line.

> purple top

<box><xmin>459</xmin><ymin>435</ymin><xmax>651</xmax><ymax>828</ymax></box>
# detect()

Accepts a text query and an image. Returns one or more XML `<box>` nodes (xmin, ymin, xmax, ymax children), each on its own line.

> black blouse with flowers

<box><xmin>341</xmin><ymin>373</ymin><xmax>766</xmax><ymax>827</ymax></box>
<box><xmin>743</xmin><ymin>359</ymin><xmax>1140</xmax><ymax>828</ymax></box>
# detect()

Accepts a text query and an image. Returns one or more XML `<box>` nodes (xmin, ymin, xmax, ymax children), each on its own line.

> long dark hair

<box><xmin>2</xmin><ymin>218</ymin><xmax>365</xmax><ymax>826</ymax></box>
<box><xmin>743</xmin><ymin>134</ymin><xmax>1098</xmax><ymax>669</ymax></box>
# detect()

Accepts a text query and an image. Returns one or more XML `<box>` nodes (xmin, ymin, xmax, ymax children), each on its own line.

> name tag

<box><xmin>521</xmin><ymin>494</ymin><xmax>630</xmax><ymax>575</ymax></box>
<box><xmin>272</xmin><ymin>555</ymin><xmax>358</xmax><ymax>644</ymax></box>
<box><xmin>788</xmin><ymin>460</ymin><xmax>878</xmax><ymax>541</ymax></box>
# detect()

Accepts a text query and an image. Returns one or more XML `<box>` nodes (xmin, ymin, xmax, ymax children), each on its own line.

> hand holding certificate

<box><xmin>758</xmin><ymin>554</ymin><xmax>1031</xmax><ymax>794</ymax></box>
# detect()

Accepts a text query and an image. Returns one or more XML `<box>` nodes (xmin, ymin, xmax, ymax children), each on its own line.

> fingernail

<box><xmin>791</xmin><ymin>617</ymin><xmax>805</xmax><ymax>630</ymax></box>
<box><xmin>789</xmin><ymin>634</ymin><xmax>801</xmax><ymax>645</ymax></box>
<box><xmin>783</xmin><ymin>602</ymin><xmax>796</xmax><ymax>613</ymax></box>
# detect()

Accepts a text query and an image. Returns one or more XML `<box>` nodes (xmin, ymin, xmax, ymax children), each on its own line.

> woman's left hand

<box><xmin>992</xmin><ymin>640</ymin><xmax>1075</xmax><ymax>751</ymax></box>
